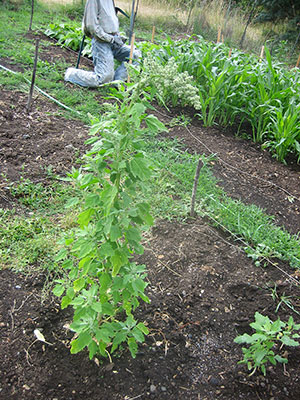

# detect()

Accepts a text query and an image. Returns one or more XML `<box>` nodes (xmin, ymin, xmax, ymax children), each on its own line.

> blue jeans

<box><xmin>65</xmin><ymin>38</ymin><xmax>141</xmax><ymax>87</ymax></box>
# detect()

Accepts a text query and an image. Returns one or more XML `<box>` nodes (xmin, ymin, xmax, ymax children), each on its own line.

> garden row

<box><xmin>45</xmin><ymin>22</ymin><xmax>300</xmax><ymax>164</ymax></box>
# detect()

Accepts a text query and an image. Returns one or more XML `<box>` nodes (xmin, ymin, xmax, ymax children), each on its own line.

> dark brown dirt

<box><xmin>1</xmin><ymin>34</ymin><xmax>300</xmax><ymax>400</ymax></box>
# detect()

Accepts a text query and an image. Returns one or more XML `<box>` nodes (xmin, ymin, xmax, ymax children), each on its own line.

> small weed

<box><xmin>235</xmin><ymin>312</ymin><xmax>300</xmax><ymax>376</ymax></box>
<box><xmin>269</xmin><ymin>284</ymin><xmax>300</xmax><ymax>316</ymax></box>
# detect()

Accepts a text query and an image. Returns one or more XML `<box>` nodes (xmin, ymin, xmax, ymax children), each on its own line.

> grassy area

<box><xmin>0</xmin><ymin>180</ymin><xmax>80</xmax><ymax>273</ymax></box>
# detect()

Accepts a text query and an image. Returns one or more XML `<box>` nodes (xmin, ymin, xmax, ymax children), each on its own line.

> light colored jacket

<box><xmin>82</xmin><ymin>0</ymin><xmax>119</xmax><ymax>43</ymax></box>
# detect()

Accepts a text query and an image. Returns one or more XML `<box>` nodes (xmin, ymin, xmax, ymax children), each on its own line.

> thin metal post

<box><xmin>26</xmin><ymin>38</ymin><xmax>40</xmax><ymax>113</ymax></box>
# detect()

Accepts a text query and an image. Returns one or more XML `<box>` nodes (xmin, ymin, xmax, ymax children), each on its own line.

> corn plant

<box><xmin>264</xmin><ymin>103</ymin><xmax>300</xmax><ymax>163</ymax></box>
<box><xmin>53</xmin><ymin>86</ymin><xmax>167</xmax><ymax>360</ymax></box>
<box><xmin>139</xmin><ymin>36</ymin><xmax>300</xmax><ymax>163</ymax></box>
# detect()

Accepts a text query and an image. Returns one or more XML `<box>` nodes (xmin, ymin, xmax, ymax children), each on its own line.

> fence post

<box><xmin>26</xmin><ymin>38</ymin><xmax>40</xmax><ymax>113</ymax></box>
<box><xmin>259</xmin><ymin>45</ymin><xmax>264</xmax><ymax>62</ymax></box>
<box><xmin>28</xmin><ymin>0</ymin><xmax>34</xmax><ymax>31</ymax></box>
<box><xmin>190</xmin><ymin>158</ymin><xmax>203</xmax><ymax>217</ymax></box>
<box><xmin>217</xmin><ymin>26</ymin><xmax>221</xmax><ymax>43</ymax></box>
<box><xmin>151</xmin><ymin>26</ymin><xmax>155</xmax><ymax>43</ymax></box>
<box><xmin>296</xmin><ymin>53</ymin><xmax>300</xmax><ymax>68</ymax></box>
<box><xmin>127</xmin><ymin>33</ymin><xmax>135</xmax><ymax>84</ymax></box>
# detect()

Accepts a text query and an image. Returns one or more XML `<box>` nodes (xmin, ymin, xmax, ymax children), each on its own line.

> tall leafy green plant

<box><xmin>53</xmin><ymin>86</ymin><xmax>167</xmax><ymax>360</ymax></box>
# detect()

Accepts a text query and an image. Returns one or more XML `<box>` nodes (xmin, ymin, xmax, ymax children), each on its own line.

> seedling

<box><xmin>270</xmin><ymin>284</ymin><xmax>300</xmax><ymax>315</ymax></box>
<box><xmin>234</xmin><ymin>312</ymin><xmax>300</xmax><ymax>376</ymax></box>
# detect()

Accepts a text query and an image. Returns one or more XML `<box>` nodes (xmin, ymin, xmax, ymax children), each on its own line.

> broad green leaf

<box><xmin>100</xmin><ymin>185</ymin><xmax>118</xmax><ymax>213</ymax></box>
<box><xmin>81</xmin><ymin>258</ymin><xmax>93</xmax><ymax>275</ymax></box>
<box><xmin>254</xmin><ymin>348</ymin><xmax>267</xmax><ymax>364</ymax></box>
<box><xmin>78</xmin><ymin>256</ymin><xmax>91</xmax><ymax>269</ymax></box>
<box><xmin>80</xmin><ymin>173</ymin><xmax>98</xmax><ymax>188</ymax></box>
<box><xmin>71</xmin><ymin>296</ymin><xmax>85</xmax><ymax>306</ymax></box>
<box><xmin>126</xmin><ymin>227</ymin><xmax>141</xmax><ymax>244</ymax></box>
<box><xmin>99</xmin><ymin>242</ymin><xmax>115</xmax><ymax>258</ymax></box>
<box><xmin>70</xmin><ymin>320</ymin><xmax>87</xmax><ymax>333</ymax></box>
<box><xmin>145</xmin><ymin>114</ymin><xmax>168</xmax><ymax>133</ymax></box>
<box><xmin>99</xmin><ymin>272</ymin><xmax>112</xmax><ymax>292</ymax></box>
<box><xmin>77</xmin><ymin>208</ymin><xmax>95</xmax><ymax>227</ymax></box>
<box><xmin>85</xmin><ymin>194</ymin><xmax>100</xmax><ymax>207</ymax></box>
<box><xmin>91</xmin><ymin>302</ymin><xmax>102</xmax><ymax>313</ymax></box>
<box><xmin>102</xmin><ymin>302</ymin><xmax>114</xmax><ymax>316</ymax></box>
<box><xmin>112</xmin><ymin>276</ymin><xmax>124</xmax><ymax>291</ymax></box>
<box><xmin>88</xmin><ymin>340</ymin><xmax>98</xmax><ymax>360</ymax></box>
<box><xmin>137</xmin><ymin>322</ymin><xmax>149</xmax><ymax>335</ymax></box>
<box><xmin>274</xmin><ymin>354</ymin><xmax>288</xmax><ymax>363</ymax></box>
<box><xmin>280</xmin><ymin>335</ymin><xmax>299</xmax><ymax>346</ymax></box>
<box><xmin>77</xmin><ymin>241</ymin><xmax>94</xmax><ymax>259</ymax></box>
<box><xmin>139</xmin><ymin>292</ymin><xmax>150</xmax><ymax>303</ymax></box>
<box><xmin>98</xmin><ymin>341</ymin><xmax>107</xmax><ymax>357</ymax></box>
<box><xmin>234</xmin><ymin>333</ymin><xmax>253</xmax><ymax>344</ymax></box>
<box><xmin>271</xmin><ymin>319</ymin><xmax>284</xmax><ymax>332</ymax></box>
<box><xmin>111</xmin><ymin>250</ymin><xmax>128</xmax><ymax>277</ymax></box>
<box><xmin>70</xmin><ymin>331</ymin><xmax>92</xmax><ymax>354</ymax></box>
<box><xmin>66</xmin><ymin>287</ymin><xmax>75</xmax><ymax>299</ymax></box>
<box><xmin>132</xmin><ymin>327</ymin><xmax>145</xmax><ymax>343</ymax></box>
<box><xmin>254</xmin><ymin>312</ymin><xmax>270</xmax><ymax>326</ymax></box>
<box><xmin>128</xmin><ymin>337</ymin><xmax>138</xmax><ymax>358</ymax></box>
<box><xmin>110</xmin><ymin>225</ymin><xmax>122</xmax><ymax>241</ymax></box>
<box><xmin>269</xmin><ymin>355</ymin><xmax>276</xmax><ymax>365</ymax></box>
<box><xmin>96</xmin><ymin>325</ymin><xmax>115</xmax><ymax>343</ymax></box>
<box><xmin>132</xmin><ymin>277</ymin><xmax>146</xmax><ymax>293</ymax></box>
<box><xmin>74</xmin><ymin>277</ymin><xmax>86</xmax><ymax>292</ymax></box>
<box><xmin>129</xmin><ymin>103</ymin><xmax>146</xmax><ymax>122</ymax></box>
<box><xmin>61</xmin><ymin>295</ymin><xmax>72</xmax><ymax>309</ymax></box>
<box><xmin>111</xmin><ymin>331</ymin><xmax>127</xmax><ymax>353</ymax></box>
<box><xmin>53</xmin><ymin>284</ymin><xmax>65</xmax><ymax>297</ymax></box>
<box><xmin>137</xmin><ymin>203</ymin><xmax>154</xmax><ymax>225</ymax></box>
<box><xmin>129</xmin><ymin>157</ymin><xmax>151</xmax><ymax>181</ymax></box>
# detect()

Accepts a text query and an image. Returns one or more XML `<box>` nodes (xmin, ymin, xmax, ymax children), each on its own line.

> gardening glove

<box><xmin>112</xmin><ymin>34</ymin><xmax>124</xmax><ymax>48</ymax></box>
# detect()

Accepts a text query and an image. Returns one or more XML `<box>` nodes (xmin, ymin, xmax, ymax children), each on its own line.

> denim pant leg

<box><xmin>113</xmin><ymin>44</ymin><xmax>141</xmax><ymax>81</ymax></box>
<box><xmin>93</xmin><ymin>39</ymin><xmax>115</xmax><ymax>84</ymax></box>
<box><xmin>64</xmin><ymin>39</ymin><xmax>115</xmax><ymax>87</ymax></box>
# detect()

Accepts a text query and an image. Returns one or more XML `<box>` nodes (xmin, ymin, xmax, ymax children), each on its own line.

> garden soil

<box><xmin>1</xmin><ymin>36</ymin><xmax>300</xmax><ymax>400</ymax></box>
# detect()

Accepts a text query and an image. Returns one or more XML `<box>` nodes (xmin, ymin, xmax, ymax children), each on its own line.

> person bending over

<box><xmin>65</xmin><ymin>0</ymin><xmax>140</xmax><ymax>87</ymax></box>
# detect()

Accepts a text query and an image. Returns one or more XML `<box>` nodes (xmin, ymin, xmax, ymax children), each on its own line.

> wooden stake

<box><xmin>26</xmin><ymin>38</ymin><xmax>39</xmax><ymax>113</ymax></box>
<box><xmin>259</xmin><ymin>45</ymin><xmax>264</xmax><ymax>61</ymax></box>
<box><xmin>296</xmin><ymin>53</ymin><xmax>300</xmax><ymax>68</ymax></box>
<box><xmin>190</xmin><ymin>158</ymin><xmax>203</xmax><ymax>218</ymax></box>
<box><xmin>228</xmin><ymin>48</ymin><xmax>232</xmax><ymax>58</ymax></box>
<box><xmin>127</xmin><ymin>33</ymin><xmax>135</xmax><ymax>84</ymax></box>
<box><xmin>151</xmin><ymin>26</ymin><xmax>156</xmax><ymax>43</ymax></box>
<box><xmin>217</xmin><ymin>27</ymin><xmax>221</xmax><ymax>43</ymax></box>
